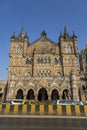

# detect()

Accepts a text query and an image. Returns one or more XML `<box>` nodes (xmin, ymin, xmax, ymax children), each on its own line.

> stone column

<box><xmin>59</xmin><ymin>93</ymin><xmax>62</xmax><ymax>100</ymax></box>
<box><xmin>23</xmin><ymin>94</ymin><xmax>26</xmax><ymax>100</ymax></box>
<box><xmin>35</xmin><ymin>94</ymin><xmax>38</xmax><ymax>100</ymax></box>
<box><xmin>48</xmin><ymin>94</ymin><xmax>51</xmax><ymax>100</ymax></box>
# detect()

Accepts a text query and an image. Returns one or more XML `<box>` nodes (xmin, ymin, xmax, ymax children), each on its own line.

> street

<box><xmin>0</xmin><ymin>116</ymin><xmax>87</xmax><ymax>130</ymax></box>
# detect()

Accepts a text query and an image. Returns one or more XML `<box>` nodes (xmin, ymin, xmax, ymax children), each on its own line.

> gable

<box><xmin>28</xmin><ymin>38</ymin><xmax>59</xmax><ymax>54</ymax></box>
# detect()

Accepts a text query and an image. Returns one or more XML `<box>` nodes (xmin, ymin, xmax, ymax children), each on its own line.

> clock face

<box><xmin>15</xmin><ymin>45</ymin><xmax>23</xmax><ymax>54</ymax></box>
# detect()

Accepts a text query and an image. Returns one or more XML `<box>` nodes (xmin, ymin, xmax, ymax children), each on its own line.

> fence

<box><xmin>0</xmin><ymin>104</ymin><xmax>87</xmax><ymax>116</ymax></box>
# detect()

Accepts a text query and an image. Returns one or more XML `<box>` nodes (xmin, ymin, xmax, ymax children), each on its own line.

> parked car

<box><xmin>1</xmin><ymin>100</ymin><xmax>11</xmax><ymax>104</ymax></box>
<box><xmin>28</xmin><ymin>100</ymin><xmax>41</xmax><ymax>105</ymax></box>
<box><xmin>50</xmin><ymin>100</ymin><xmax>57</xmax><ymax>105</ymax></box>
<box><xmin>56</xmin><ymin>99</ymin><xmax>73</xmax><ymax>105</ymax></box>
<box><xmin>10</xmin><ymin>99</ymin><xmax>26</xmax><ymax>105</ymax></box>
<box><xmin>72</xmin><ymin>101</ymin><xmax>80</xmax><ymax>105</ymax></box>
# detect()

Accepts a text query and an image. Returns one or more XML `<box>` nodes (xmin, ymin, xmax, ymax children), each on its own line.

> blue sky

<box><xmin>0</xmin><ymin>0</ymin><xmax>87</xmax><ymax>80</ymax></box>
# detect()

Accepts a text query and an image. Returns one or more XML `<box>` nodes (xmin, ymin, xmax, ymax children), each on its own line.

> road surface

<box><xmin>0</xmin><ymin>116</ymin><xmax>87</xmax><ymax>130</ymax></box>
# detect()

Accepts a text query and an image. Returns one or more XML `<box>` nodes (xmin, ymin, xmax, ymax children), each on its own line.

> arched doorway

<box><xmin>62</xmin><ymin>89</ymin><xmax>70</xmax><ymax>99</ymax></box>
<box><xmin>16</xmin><ymin>89</ymin><xmax>24</xmax><ymax>99</ymax></box>
<box><xmin>0</xmin><ymin>88</ymin><xmax>3</xmax><ymax>100</ymax></box>
<box><xmin>38</xmin><ymin>87</ymin><xmax>48</xmax><ymax>101</ymax></box>
<box><xmin>27</xmin><ymin>89</ymin><xmax>35</xmax><ymax>100</ymax></box>
<box><xmin>0</xmin><ymin>94</ymin><xmax>2</xmax><ymax>100</ymax></box>
<box><xmin>51</xmin><ymin>89</ymin><xmax>59</xmax><ymax>100</ymax></box>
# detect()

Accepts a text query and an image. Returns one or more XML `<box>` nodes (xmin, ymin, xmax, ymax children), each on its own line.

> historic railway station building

<box><xmin>0</xmin><ymin>27</ymin><xmax>87</xmax><ymax>101</ymax></box>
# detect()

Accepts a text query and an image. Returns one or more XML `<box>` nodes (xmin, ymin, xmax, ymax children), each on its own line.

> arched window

<box><xmin>16</xmin><ymin>89</ymin><xmax>24</xmax><ymax>99</ymax></box>
<box><xmin>37</xmin><ymin>57</ymin><xmax>51</xmax><ymax>64</ymax></box>
<box><xmin>82</xmin><ymin>85</ymin><xmax>86</xmax><ymax>90</ymax></box>
<box><xmin>27</xmin><ymin>89</ymin><xmax>35</xmax><ymax>100</ymax></box>
<box><xmin>65</xmin><ymin>45</ymin><xmax>72</xmax><ymax>53</ymax></box>
<box><xmin>51</xmin><ymin>89</ymin><xmax>59</xmax><ymax>100</ymax></box>
<box><xmin>26</xmin><ymin>58</ymin><xmax>33</xmax><ymax>65</ymax></box>
<box><xmin>58</xmin><ymin>58</ymin><xmax>61</xmax><ymax>65</ymax></box>
<box><xmin>55</xmin><ymin>72</ymin><xmax>61</xmax><ymax>77</ymax></box>
<box><xmin>25</xmin><ymin>72</ymin><xmax>31</xmax><ymax>77</ymax></box>
<box><xmin>62</xmin><ymin>89</ymin><xmax>70</xmax><ymax>99</ymax></box>
<box><xmin>54</xmin><ymin>58</ymin><xmax>57</xmax><ymax>65</ymax></box>
<box><xmin>68</xmin><ymin>57</ymin><xmax>73</xmax><ymax>66</ymax></box>
<box><xmin>38</xmin><ymin>87</ymin><xmax>48</xmax><ymax>101</ymax></box>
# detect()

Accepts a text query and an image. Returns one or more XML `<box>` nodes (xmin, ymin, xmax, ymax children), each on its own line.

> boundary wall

<box><xmin>0</xmin><ymin>104</ymin><xmax>87</xmax><ymax>116</ymax></box>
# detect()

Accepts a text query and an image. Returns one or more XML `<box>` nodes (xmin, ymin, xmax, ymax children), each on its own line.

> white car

<box><xmin>56</xmin><ymin>99</ymin><xmax>73</xmax><ymax>105</ymax></box>
<box><xmin>11</xmin><ymin>99</ymin><xmax>25</xmax><ymax>105</ymax></box>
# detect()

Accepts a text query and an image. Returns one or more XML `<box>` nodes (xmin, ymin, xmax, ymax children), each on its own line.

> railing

<box><xmin>0</xmin><ymin>104</ymin><xmax>87</xmax><ymax>116</ymax></box>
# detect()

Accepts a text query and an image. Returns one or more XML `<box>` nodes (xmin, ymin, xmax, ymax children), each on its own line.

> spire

<box><xmin>41</xmin><ymin>30</ymin><xmax>47</xmax><ymax>37</ymax></box>
<box><xmin>19</xmin><ymin>27</ymin><xmax>24</xmax><ymax>37</ymax></box>
<box><xmin>24</xmin><ymin>32</ymin><xmax>29</xmax><ymax>43</ymax></box>
<box><xmin>63</xmin><ymin>26</ymin><xmax>69</xmax><ymax>39</ymax></box>
<box><xmin>40</xmin><ymin>30</ymin><xmax>47</xmax><ymax>41</ymax></box>
<box><xmin>18</xmin><ymin>27</ymin><xmax>25</xmax><ymax>41</ymax></box>
<box><xmin>72</xmin><ymin>31</ymin><xmax>77</xmax><ymax>38</ymax></box>
<box><xmin>10</xmin><ymin>32</ymin><xmax>15</xmax><ymax>42</ymax></box>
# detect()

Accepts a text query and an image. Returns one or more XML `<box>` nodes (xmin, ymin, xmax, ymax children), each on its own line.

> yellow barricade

<box><xmin>66</xmin><ymin>105</ymin><xmax>71</xmax><ymax>116</ymax></box>
<box><xmin>84</xmin><ymin>105</ymin><xmax>87</xmax><ymax>116</ymax></box>
<box><xmin>75</xmin><ymin>105</ymin><xmax>80</xmax><ymax>116</ymax></box>
<box><xmin>31</xmin><ymin>105</ymin><xmax>35</xmax><ymax>114</ymax></box>
<box><xmin>4</xmin><ymin>104</ymin><xmax>10</xmax><ymax>113</ymax></box>
<box><xmin>57</xmin><ymin>105</ymin><xmax>62</xmax><ymax>116</ymax></box>
<box><xmin>48</xmin><ymin>105</ymin><xmax>53</xmax><ymax>114</ymax></box>
<box><xmin>40</xmin><ymin>105</ymin><xmax>44</xmax><ymax>114</ymax></box>
<box><xmin>14</xmin><ymin>105</ymin><xmax>18</xmax><ymax>114</ymax></box>
<box><xmin>0</xmin><ymin>104</ymin><xmax>2</xmax><ymax>112</ymax></box>
<box><xmin>22</xmin><ymin>105</ymin><xmax>27</xmax><ymax>114</ymax></box>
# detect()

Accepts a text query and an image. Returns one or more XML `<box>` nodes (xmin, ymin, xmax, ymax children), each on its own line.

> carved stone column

<box><xmin>35</xmin><ymin>94</ymin><xmax>38</xmax><ymax>100</ymax></box>
<box><xmin>48</xmin><ymin>94</ymin><xmax>51</xmax><ymax>100</ymax></box>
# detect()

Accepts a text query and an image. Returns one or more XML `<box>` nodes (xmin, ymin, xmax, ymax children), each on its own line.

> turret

<box><xmin>10</xmin><ymin>32</ymin><xmax>15</xmax><ymax>43</ymax></box>
<box><xmin>40</xmin><ymin>30</ymin><xmax>47</xmax><ymax>41</ymax></box>
<box><xmin>24</xmin><ymin>33</ymin><xmax>29</xmax><ymax>44</ymax></box>
<box><xmin>72</xmin><ymin>31</ymin><xmax>78</xmax><ymax>57</ymax></box>
<box><xmin>59</xmin><ymin>32</ymin><xmax>64</xmax><ymax>41</ymax></box>
<box><xmin>63</xmin><ymin>26</ymin><xmax>69</xmax><ymax>40</ymax></box>
<box><xmin>18</xmin><ymin>27</ymin><xmax>24</xmax><ymax>41</ymax></box>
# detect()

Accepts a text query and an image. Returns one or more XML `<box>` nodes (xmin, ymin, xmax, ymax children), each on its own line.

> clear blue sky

<box><xmin>0</xmin><ymin>0</ymin><xmax>87</xmax><ymax>80</ymax></box>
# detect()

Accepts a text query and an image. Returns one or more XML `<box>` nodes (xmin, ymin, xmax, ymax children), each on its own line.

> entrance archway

<box><xmin>16</xmin><ymin>89</ymin><xmax>24</xmax><ymax>99</ymax></box>
<box><xmin>27</xmin><ymin>89</ymin><xmax>35</xmax><ymax>100</ymax></box>
<box><xmin>0</xmin><ymin>93</ymin><xmax>2</xmax><ymax>100</ymax></box>
<box><xmin>62</xmin><ymin>89</ymin><xmax>70</xmax><ymax>99</ymax></box>
<box><xmin>51</xmin><ymin>89</ymin><xmax>59</xmax><ymax>100</ymax></box>
<box><xmin>38</xmin><ymin>87</ymin><xmax>48</xmax><ymax>101</ymax></box>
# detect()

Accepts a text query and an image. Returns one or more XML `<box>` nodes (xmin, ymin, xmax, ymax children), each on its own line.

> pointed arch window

<box><xmin>37</xmin><ymin>57</ymin><xmax>51</xmax><ymax>64</ymax></box>
<box><xmin>26</xmin><ymin>58</ymin><xmax>33</xmax><ymax>65</ymax></box>
<box><xmin>54</xmin><ymin>58</ymin><xmax>58</xmax><ymax>65</ymax></box>
<box><xmin>68</xmin><ymin>57</ymin><xmax>73</xmax><ymax>66</ymax></box>
<box><xmin>54</xmin><ymin>58</ymin><xmax>61</xmax><ymax>65</ymax></box>
<box><xmin>65</xmin><ymin>44</ymin><xmax>72</xmax><ymax>53</ymax></box>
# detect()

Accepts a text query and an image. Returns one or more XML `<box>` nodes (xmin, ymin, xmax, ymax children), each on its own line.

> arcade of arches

<box><xmin>15</xmin><ymin>88</ymin><xmax>71</xmax><ymax>101</ymax></box>
<box><xmin>1</xmin><ymin>28</ymin><xmax>87</xmax><ymax>102</ymax></box>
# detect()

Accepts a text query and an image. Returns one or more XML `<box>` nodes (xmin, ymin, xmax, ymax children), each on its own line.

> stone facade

<box><xmin>79</xmin><ymin>46</ymin><xmax>87</xmax><ymax>101</ymax></box>
<box><xmin>0</xmin><ymin>27</ymin><xmax>87</xmax><ymax>101</ymax></box>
